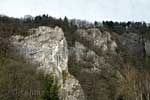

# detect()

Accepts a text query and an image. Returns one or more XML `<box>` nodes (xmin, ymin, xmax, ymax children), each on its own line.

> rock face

<box><xmin>10</xmin><ymin>26</ymin><xmax>85</xmax><ymax>100</ymax></box>
<box><xmin>69</xmin><ymin>42</ymin><xmax>112</xmax><ymax>71</ymax></box>
<box><xmin>68</xmin><ymin>28</ymin><xmax>119</xmax><ymax>100</ymax></box>
<box><xmin>69</xmin><ymin>42</ymin><xmax>118</xmax><ymax>100</ymax></box>
<box><xmin>75</xmin><ymin>28</ymin><xmax>117</xmax><ymax>55</ymax></box>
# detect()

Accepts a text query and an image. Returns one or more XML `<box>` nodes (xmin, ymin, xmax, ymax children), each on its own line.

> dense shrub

<box><xmin>42</xmin><ymin>75</ymin><xmax>59</xmax><ymax>100</ymax></box>
<box><xmin>116</xmin><ymin>64</ymin><xmax>150</xmax><ymax>100</ymax></box>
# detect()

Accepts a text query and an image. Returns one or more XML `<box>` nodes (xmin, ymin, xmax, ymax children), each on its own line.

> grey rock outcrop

<box><xmin>69</xmin><ymin>41</ymin><xmax>118</xmax><ymax>100</ymax></box>
<box><xmin>10</xmin><ymin>26</ymin><xmax>85</xmax><ymax>100</ymax></box>
<box><xmin>68</xmin><ymin>28</ymin><xmax>119</xmax><ymax>100</ymax></box>
<box><xmin>75</xmin><ymin>28</ymin><xmax>117</xmax><ymax>55</ymax></box>
<box><xmin>69</xmin><ymin>42</ymin><xmax>112</xmax><ymax>72</ymax></box>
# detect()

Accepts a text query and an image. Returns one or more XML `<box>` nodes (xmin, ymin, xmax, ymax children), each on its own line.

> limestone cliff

<box><xmin>10</xmin><ymin>26</ymin><xmax>85</xmax><ymax>100</ymax></box>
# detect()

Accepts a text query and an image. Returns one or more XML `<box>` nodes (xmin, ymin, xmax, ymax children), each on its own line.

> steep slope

<box><xmin>67</xmin><ymin>28</ymin><xmax>150</xmax><ymax>100</ymax></box>
<box><xmin>7</xmin><ymin>26</ymin><xmax>150</xmax><ymax>100</ymax></box>
<box><xmin>68</xmin><ymin>28</ymin><xmax>120</xmax><ymax>100</ymax></box>
<box><xmin>9</xmin><ymin>26</ymin><xmax>85</xmax><ymax>100</ymax></box>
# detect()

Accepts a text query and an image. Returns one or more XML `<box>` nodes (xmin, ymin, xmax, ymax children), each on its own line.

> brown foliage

<box><xmin>117</xmin><ymin>64</ymin><xmax>150</xmax><ymax>100</ymax></box>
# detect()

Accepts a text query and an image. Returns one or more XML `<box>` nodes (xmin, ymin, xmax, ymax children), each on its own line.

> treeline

<box><xmin>97</xmin><ymin>21</ymin><xmax>150</xmax><ymax>39</ymax></box>
<box><xmin>0</xmin><ymin>14</ymin><xmax>150</xmax><ymax>39</ymax></box>
<box><xmin>0</xmin><ymin>14</ymin><xmax>77</xmax><ymax>38</ymax></box>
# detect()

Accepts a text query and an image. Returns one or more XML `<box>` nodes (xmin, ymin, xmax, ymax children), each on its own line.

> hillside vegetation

<box><xmin>1</xmin><ymin>14</ymin><xmax>150</xmax><ymax>100</ymax></box>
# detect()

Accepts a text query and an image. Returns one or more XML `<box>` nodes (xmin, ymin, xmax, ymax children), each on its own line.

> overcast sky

<box><xmin>0</xmin><ymin>0</ymin><xmax>150</xmax><ymax>22</ymax></box>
